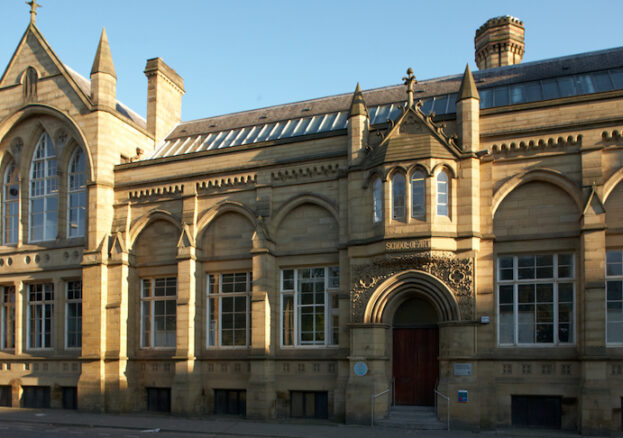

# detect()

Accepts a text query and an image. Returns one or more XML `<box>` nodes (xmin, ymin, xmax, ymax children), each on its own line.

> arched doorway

<box><xmin>392</xmin><ymin>296</ymin><xmax>439</xmax><ymax>406</ymax></box>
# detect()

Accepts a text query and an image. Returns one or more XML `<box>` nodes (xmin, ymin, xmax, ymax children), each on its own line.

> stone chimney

<box><xmin>90</xmin><ymin>28</ymin><xmax>116</xmax><ymax>108</ymax></box>
<box><xmin>144</xmin><ymin>58</ymin><xmax>185</xmax><ymax>145</ymax></box>
<box><xmin>475</xmin><ymin>16</ymin><xmax>525</xmax><ymax>70</ymax></box>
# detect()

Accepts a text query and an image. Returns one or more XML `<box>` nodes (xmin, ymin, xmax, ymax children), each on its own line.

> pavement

<box><xmin>0</xmin><ymin>407</ymin><xmax>614</xmax><ymax>437</ymax></box>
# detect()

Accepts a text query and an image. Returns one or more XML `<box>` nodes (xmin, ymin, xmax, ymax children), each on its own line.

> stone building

<box><xmin>1</xmin><ymin>8</ymin><xmax>623</xmax><ymax>433</ymax></box>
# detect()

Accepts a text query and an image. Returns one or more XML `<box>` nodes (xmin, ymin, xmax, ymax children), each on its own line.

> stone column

<box><xmin>172</xmin><ymin>232</ymin><xmax>200</xmax><ymax>414</ymax></box>
<box><xmin>246</xmin><ymin>227</ymin><xmax>276</xmax><ymax>419</ymax></box>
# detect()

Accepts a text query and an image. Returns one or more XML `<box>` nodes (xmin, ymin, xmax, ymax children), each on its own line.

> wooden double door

<box><xmin>392</xmin><ymin>327</ymin><xmax>439</xmax><ymax>406</ymax></box>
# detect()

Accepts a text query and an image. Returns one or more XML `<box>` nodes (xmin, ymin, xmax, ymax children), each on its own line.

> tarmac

<box><xmin>0</xmin><ymin>407</ymin><xmax>616</xmax><ymax>437</ymax></box>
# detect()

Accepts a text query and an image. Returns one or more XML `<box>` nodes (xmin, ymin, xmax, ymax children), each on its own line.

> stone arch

<box><xmin>196</xmin><ymin>200</ymin><xmax>257</xmax><ymax>242</ymax></box>
<box><xmin>129</xmin><ymin>209</ymin><xmax>182</xmax><ymax>248</ymax></box>
<box><xmin>271</xmin><ymin>193</ymin><xmax>338</xmax><ymax>235</ymax></box>
<box><xmin>387</xmin><ymin>165</ymin><xmax>408</xmax><ymax>180</ymax></box>
<box><xmin>363</xmin><ymin>168</ymin><xmax>385</xmax><ymax>189</ymax></box>
<box><xmin>407</xmin><ymin>163</ymin><xmax>431</xmax><ymax>178</ymax></box>
<box><xmin>492</xmin><ymin>168</ymin><xmax>583</xmax><ymax>216</ymax></box>
<box><xmin>364</xmin><ymin>270</ymin><xmax>460</xmax><ymax>324</ymax></box>
<box><xmin>0</xmin><ymin>104</ymin><xmax>94</xmax><ymax>182</ymax></box>
<box><xmin>431</xmin><ymin>162</ymin><xmax>457</xmax><ymax>179</ymax></box>
<box><xmin>199</xmin><ymin>207</ymin><xmax>255</xmax><ymax>259</ymax></box>
<box><xmin>132</xmin><ymin>216</ymin><xmax>181</xmax><ymax>267</ymax></box>
<box><xmin>603</xmin><ymin>167</ymin><xmax>623</xmax><ymax>204</ymax></box>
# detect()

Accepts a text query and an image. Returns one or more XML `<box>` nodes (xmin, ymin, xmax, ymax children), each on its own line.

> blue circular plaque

<box><xmin>353</xmin><ymin>361</ymin><xmax>368</xmax><ymax>376</ymax></box>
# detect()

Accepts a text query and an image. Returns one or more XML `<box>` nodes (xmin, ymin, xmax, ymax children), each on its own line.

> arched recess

<box><xmin>0</xmin><ymin>104</ymin><xmax>95</xmax><ymax>182</ymax></box>
<box><xmin>200</xmin><ymin>210</ymin><xmax>255</xmax><ymax>259</ymax></box>
<box><xmin>195</xmin><ymin>200</ymin><xmax>257</xmax><ymax>243</ymax></box>
<box><xmin>492</xmin><ymin>168</ymin><xmax>583</xmax><ymax>216</ymax></box>
<box><xmin>604</xmin><ymin>171</ymin><xmax>623</xmax><ymax>230</ymax></box>
<box><xmin>364</xmin><ymin>270</ymin><xmax>460</xmax><ymax>324</ymax></box>
<box><xmin>133</xmin><ymin>218</ymin><xmax>181</xmax><ymax>267</ymax></box>
<box><xmin>129</xmin><ymin>209</ymin><xmax>182</xmax><ymax>249</ymax></box>
<box><xmin>271</xmin><ymin>193</ymin><xmax>338</xmax><ymax>236</ymax></box>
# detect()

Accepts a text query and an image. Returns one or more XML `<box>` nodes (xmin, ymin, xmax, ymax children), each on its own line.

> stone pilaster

<box><xmin>14</xmin><ymin>280</ymin><xmax>23</xmax><ymax>356</ymax></box>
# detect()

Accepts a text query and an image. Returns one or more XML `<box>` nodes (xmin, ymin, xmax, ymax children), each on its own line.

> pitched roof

<box><xmin>148</xmin><ymin>46</ymin><xmax>623</xmax><ymax>160</ymax></box>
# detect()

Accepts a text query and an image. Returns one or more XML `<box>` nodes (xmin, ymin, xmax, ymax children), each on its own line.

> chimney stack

<box><xmin>475</xmin><ymin>16</ymin><xmax>525</xmax><ymax>70</ymax></box>
<box><xmin>144</xmin><ymin>58</ymin><xmax>185</xmax><ymax>145</ymax></box>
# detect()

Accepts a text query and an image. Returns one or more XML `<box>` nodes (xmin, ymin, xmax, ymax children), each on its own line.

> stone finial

<box><xmin>26</xmin><ymin>0</ymin><xmax>41</xmax><ymax>25</ymax></box>
<box><xmin>456</xmin><ymin>64</ymin><xmax>480</xmax><ymax>102</ymax></box>
<box><xmin>402</xmin><ymin>68</ymin><xmax>417</xmax><ymax>108</ymax></box>
<box><xmin>349</xmin><ymin>83</ymin><xmax>368</xmax><ymax>118</ymax></box>
<box><xmin>91</xmin><ymin>28</ymin><xmax>116</xmax><ymax>78</ymax></box>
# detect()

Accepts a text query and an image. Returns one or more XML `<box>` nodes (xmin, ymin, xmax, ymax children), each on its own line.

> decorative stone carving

<box><xmin>350</xmin><ymin>252</ymin><xmax>473</xmax><ymax>322</ymax></box>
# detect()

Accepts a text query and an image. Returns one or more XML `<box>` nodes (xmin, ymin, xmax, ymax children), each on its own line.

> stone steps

<box><xmin>376</xmin><ymin>405</ymin><xmax>447</xmax><ymax>430</ymax></box>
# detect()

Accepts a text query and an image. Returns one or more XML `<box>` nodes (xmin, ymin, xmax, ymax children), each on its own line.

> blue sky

<box><xmin>1</xmin><ymin>1</ymin><xmax>622</xmax><ymax>122</ymax></box>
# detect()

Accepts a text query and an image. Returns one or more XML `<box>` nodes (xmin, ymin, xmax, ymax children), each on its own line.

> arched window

<box><xmin>436</xmin><ymin>170</ymin><xmax>449</xmax><ymax>217</ymax></box>
<box><xmin>3</xmin><ymin>162</ymin><xmax>19</xmax><ymax>245</ymax></box>
<box><xmin>392</xmin><ymin>173</ymin><xmax>406</xmax><ymax>220</ymax></box>
<box><xmin>372</xmin><ymin>178</ymin><xmax>383</xmax><ymax>223</ymax></box>
<box><xmin>411</xmin><ymin>170</ymin><xmax>426</xmax><ymax>220</ymax></box>
<box><xmin>30</xmin><ymin>133</ymin><xmax>58</xmax><ymax>242</ymax></box>
<box><xmin>67</xmin><ymin>148</ymin><xmax>87</xmax><ymax>238</ymax></box>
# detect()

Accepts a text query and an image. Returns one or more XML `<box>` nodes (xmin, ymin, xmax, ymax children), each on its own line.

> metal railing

<box><xmin>370</xmin><ymin>378</ymin><xmax>394</xmax><ymax>427</ymax></box>
<box><xmin>434</xmin><ymin>387</ymin><xmax>450</xmax><ymax>431</ymax></box>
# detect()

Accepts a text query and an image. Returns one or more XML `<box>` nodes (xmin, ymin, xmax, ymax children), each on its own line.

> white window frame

<box><xmin>29</xmin><ymin>133</ymin><xmax>58</xmax><ymax>242</ymax></box>
<box><xmin>606</xmin><ymin>249</ymin><xmax>623</xmax><ymax>345</ymax></box>
<box><xmin>1</xmin><ymin>285</ymin><xmax>15</xmax><ymax>350</ymax></box>
<box><xmin>207</xmin><ymin>272</ymin><xmax>252</xmax><ymax>348</ymax></box>
<box><xmin>27</xmin><ymin>283</ymin><xmax>54</xmax><ymax>349</ymax></box>
<box><xmin>497</xmin><ymin>253</ymin><xmax>575</xmax><ymax>347</ymax></box>
<box><xmin>436</xmin><ymin>170</ymin><xmax>449</xmax><ymax>217</ymax></box>
<box><xmin>3</xmin><ymin>162</ymin><xmax>19</xmax><ymax>245</ymax></box>
<box><xmin>140</xmin><ymin>277</ymin><xmax>177</xmax><ymax>349</ymax></box>
<box><xmin>65</xmin><ymin>280</ymin><xmax>82</xmax><ymax>349</ymax></box>
<box><xmin>411</xmin><ymin>170</ymin><xmax>426</xmax><ymax>220</ymax></box>
<box><xmin>392</xmin><ymin>173</ymin><xmax>406</xmax><ymax>220</ymax></box>
<box><xmin>372</xmin><ymin>178</ymin><xmax>383</xmax><ymax>223</ymax></box>
<box><xmin>67</xmin><ymin>148</ymin><xmax>87</xmax><ymax>238</ymax></box>
<box><xmin>280</xmin><ymin>266</ymin><xmax>339</xmax><ymax>348</ymax></box>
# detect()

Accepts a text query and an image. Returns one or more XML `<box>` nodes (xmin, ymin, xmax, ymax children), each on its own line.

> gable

<box><xmin>366</xmin><ymin>110</ymin><xmax>457</xmax><ymax>166</ymax></box>
<box><xmin>0</xmin><ymin>25</ymin><xmax>91</xmax><ymax>111</ymax></box>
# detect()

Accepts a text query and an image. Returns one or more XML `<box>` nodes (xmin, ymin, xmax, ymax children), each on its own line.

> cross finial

<box><xmin>26</xmin><ymin>0</ymin><xmax>41</xmax><ymax>24</ymax></box>
<box><xmin>402</xmin><ymin>67</ymin><xmax>417</xmax><ymax>108</ymax></box>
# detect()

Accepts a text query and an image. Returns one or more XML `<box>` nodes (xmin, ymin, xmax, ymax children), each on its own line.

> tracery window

<box><xmin>3</xmin><ymin>162</ymin><xmax>19</xmax><ymax>245</ymax></box>
<box><xmin>372</xmin><ymin>178</ymin><xmax>383</xmax><ymax>223</ymax></box>
<box><xmin>207</xmin><ymin>272</ymin><xmax>251</xmax><ymax>347</ymax></box>
<box><xmin>30</xmin><ymin>133</ymin><xmax>58</xmax><ymax>242</ymax></box>
<box><xmin>497</xmin><ymin>254</ymin><xmax>574</xmax><ymax>346</ymax></box>
<box><xmin>141</xmin><ymin>277</ymin><xmax>176</xmax><ymax>348</ymax></box>
<box><xmin>392</xmin><ymin>173</ymin><xmax>406</xmax><ymax>220</ymax></box>
<box><xmin>411</xmin><ymin>170</ymin><xmax>426</xmax><ymax>220</ymax></box>
<box><xmin>67</xmin><ymin>148</ymin><xmax>86</xmax><ymax>238</ymax></box>
<box><xmin>281</xmin><ymin>267</ymin><xmax>339</xmax><ymax>347</ymax></box>
<box><xmin>436</xmin><ymin>170</ymin><xmax>449</xmax><ymax>217</ymax></box>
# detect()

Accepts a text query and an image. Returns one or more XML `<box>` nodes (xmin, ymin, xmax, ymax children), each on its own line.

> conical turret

<box><xmin>90</xmin><ymin>28</ymin><xmax>116</xmax><ymax>107</ymax></box>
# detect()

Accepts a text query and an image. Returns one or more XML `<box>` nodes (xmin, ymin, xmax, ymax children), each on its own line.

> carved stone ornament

<box><xmin>350</xmin><ymin>252</ymin><xmax>473</xmax><ymax>322</ymax></box>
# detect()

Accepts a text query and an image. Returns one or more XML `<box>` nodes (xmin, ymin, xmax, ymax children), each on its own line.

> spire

<box><xmin>456</xmin><ymin>64</ymin><xmax>479</xmax><ymax>102</ymax></box>
<box><xmin>26</xmin><ymin>0</ymin><xmax>41</xmax><ymax>25</ymax></box>
<box><xmin>90</xmin><ymin>28</ymin><xmax>116</xmax><ymax>78</ymax></box>
<box><xmin>349</xmin><ymin>83</ymin><xmax>368</xmax><ymax>117</ymax></box>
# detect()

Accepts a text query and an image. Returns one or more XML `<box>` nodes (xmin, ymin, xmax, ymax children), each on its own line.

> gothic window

<box><xmin>411</xmin><ymin>170</ymin><xmax>426</xmax><ymax>220</ymax></box>
<box><xmin>392</xmin><ymin>173</ymin><xmax>406</xmax><ymax>220</ymax></box>
<box><xmin>3</xmin><ymin>162</ymin><xmax>19</xmax><ymax>245</ymax></box>
<box><xmin>207</xmin><ymin>272</ymin><xmax>251</xmax><ymax>347</ymax></box>
<box><xmin>497</xmin><ymin>254</ymin><xmax>574</xmax><ymax>345</ymax></box>
<box><xmin>30</xmin><ymin>133</ymin><xmax>58</xmax><ymax>242</ymax></box>
<box><xmin>281</xmin><ymin>267</ymin><xmax>339</xmax><ymax>347</ymax></box>
<box><xmin>141</xmin><ymin>277</ymin><xmax>176</xmax><ymax>348</ymax></box>
<box><xmin>67</xmin><ymin>148</ymin><xmax>86</xmax><ymax>238</ymax></box>
<box><xmin>23</xmin><ymin>67</ymin><xmax>38</xmax><ymax>100</ymax></box>
<box><xmin>372</xmin><ymin>178</ymin><xmax>383</xmax><ymax>223</ymax></box>
<box><xmin>436</xmin><ymin>170</ymin><xmax>449</xmax><ymax>217</ymax></box>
